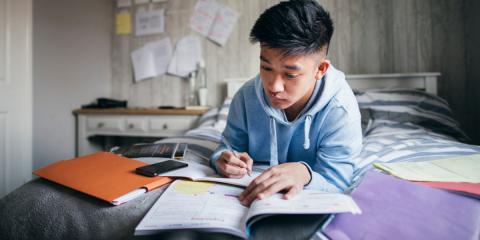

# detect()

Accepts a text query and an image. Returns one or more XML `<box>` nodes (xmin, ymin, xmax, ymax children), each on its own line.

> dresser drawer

<box><xmin>149</xmin><ymin>116</ymin><xmax>197</xmax><ymax>132</ymax></box>
<box><xmin>86</xmin><ymin>117</ymin><xmax>125</xmax><ymax>131</ymax></box>
<box><xmin>126</xmin><ymin>118</ymin><xmax>148</xmax><ymax>132</ymax></box>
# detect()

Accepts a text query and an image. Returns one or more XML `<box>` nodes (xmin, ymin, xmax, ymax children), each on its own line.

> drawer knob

<box><xmin>162</xmin><ymin>123</ymin><xmax>168</xmax><ymax>130</ymax></box>
<box><xmin>128</xmin><ymin>123</ymin><xmax>135</xmax><ymax>129</ymax></box>
<box><xmin>97</xmin><ymin>122</ymin><xmax>104</xmax><ymax>128</ymax></box>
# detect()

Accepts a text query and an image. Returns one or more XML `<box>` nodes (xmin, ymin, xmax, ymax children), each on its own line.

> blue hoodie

<box><xmin>209</xmin><ymin>65</ymin><xmax>362</xmax><ymax>192</ymax></box>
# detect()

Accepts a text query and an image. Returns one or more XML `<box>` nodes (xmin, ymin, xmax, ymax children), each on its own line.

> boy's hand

<box><xmin>238</xmin><ymin>162</ymin><xmax>311</xmax><ymax>206</ymax></box>
<box><xmin>215</xmin><ymin>151</ymin><xmax>253</xmax><ymax>178</ymax></box>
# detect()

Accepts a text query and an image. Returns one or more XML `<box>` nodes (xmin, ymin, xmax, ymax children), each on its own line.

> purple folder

<box><xmin>323</xmin><ymin>171</ymin><xmax>480</xmax><ymax>240</ymax></box>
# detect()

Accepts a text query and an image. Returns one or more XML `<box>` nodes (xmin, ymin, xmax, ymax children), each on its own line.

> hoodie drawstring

<box><xmin>304</xmin><ymin>115</ymin><xmax>312</xmax><ymax>149</ymax></box>
<box><xmin>269</xmin><ymin>116</ymin><xmax>279</xmax><ymax>166</ymax></box>
<box><xmin>269</xmin><ymin>115</ymin><xmax>312</xmax><ymax>166</ymax></box>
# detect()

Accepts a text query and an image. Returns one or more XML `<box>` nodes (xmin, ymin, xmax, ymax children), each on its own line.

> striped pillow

<box><xmin>212</xmin><ymin>97</ymin><xmax>231</xmax><ymax>133</ymax></box>
<box><xmin>197</xmin><ymin>107</ymin><xmax>219</xmax><ymax>127</ymax></box>
<box><xmin>185</xmin><ymin>98</ymin><xmax>232</xmax><ymax>142</ymax></box>
<box><xmin>355</xmin><ymin>89</ymin><xmax>469</xmax><ymax>141</ymax></box>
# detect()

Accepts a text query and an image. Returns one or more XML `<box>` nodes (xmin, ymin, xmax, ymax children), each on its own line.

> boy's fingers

<box><xmin>240</xmin><ymin>175</ymin><xmax>278</xmax><ymax>205</ymax></box>
<box><xmin>253</xmin><ymin>180</ymin><xmax>286</xmax><ymax>202</ymax></box>
<box><xmin>283</xmin><ymin>185</ymin><xmax>301</xmax><ymax>200</ymax></box>
<box><xmin>225</xmin><ymin>157</ymin><xmax>247</xmax><ymax>169</ymax></box>
<box><xmin>224</xmin><ymin>153</ymin><xmax>247</xmax><ymax>168</ymax></box>
<box><xmin>224</xmin><ymin>164</ymin><xmax>247</xmax><ymax>175</ymax></box>
<box><xmin>240</xmin><ymin>155</ymin><xmax>253</xmax><ymax>172</ymax></box>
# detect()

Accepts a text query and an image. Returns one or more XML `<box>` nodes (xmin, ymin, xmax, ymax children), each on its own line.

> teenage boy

<box><xmin>210</xmin><ymin>0</ymin><xmax>362</xmax><ymax>206</ymax></box>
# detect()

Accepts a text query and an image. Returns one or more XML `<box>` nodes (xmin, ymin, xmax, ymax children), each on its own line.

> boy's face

<box><xmin>259</xmin><ymin>46</ymin><xmax>329</xmax><ymax>111</ymax></box>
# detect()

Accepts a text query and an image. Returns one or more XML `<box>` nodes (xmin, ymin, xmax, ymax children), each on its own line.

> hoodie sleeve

<box><xmin>303</xmin><ymin>102</ymin><xmax>363</xmax><ymax>192</ymax></box>
<box><xmin>209</xmin><ymin>91</ymin><xmax>250</xmax><ymax>173</ymax></box>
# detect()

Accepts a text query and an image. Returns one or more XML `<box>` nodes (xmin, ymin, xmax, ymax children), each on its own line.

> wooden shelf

<box><xmin>73</xmin><ymin>107</ymin><xmax>209</xmax><ymax>116</ymax></box>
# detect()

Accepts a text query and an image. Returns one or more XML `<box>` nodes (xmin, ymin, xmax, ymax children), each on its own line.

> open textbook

<box><xmin>135</xmin><ymin>180</ymin><xmax>361</xmax><ymax>238</ymax></box>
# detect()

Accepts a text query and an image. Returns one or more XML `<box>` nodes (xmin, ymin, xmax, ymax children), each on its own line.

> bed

<box><xmin>1</xmin><ymin>72</ymin><xmax>479</xmax><ymax>240</ymax></box>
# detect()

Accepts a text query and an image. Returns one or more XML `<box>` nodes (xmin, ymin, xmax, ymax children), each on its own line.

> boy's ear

<box><xmin>315</xmin><ymin>59</ymin><xmax>330</xmax><ymax>80</ymax></box>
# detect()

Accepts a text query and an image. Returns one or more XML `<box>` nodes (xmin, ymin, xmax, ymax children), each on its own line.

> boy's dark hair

<box><xmin>250</xmin><ymin>0</ymin><xmax>334</xmax><ymax>56</ymax></box>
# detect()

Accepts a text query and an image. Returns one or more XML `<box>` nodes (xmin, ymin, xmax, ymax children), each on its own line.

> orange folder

<box><xmin>33</xmin><ymin>152</ymin><xmax>172</xmax><ymax>205</ymax></box>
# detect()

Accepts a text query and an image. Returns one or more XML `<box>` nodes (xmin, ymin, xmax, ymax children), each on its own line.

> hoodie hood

<box><xmin>254</xmin><ymin>66</ymin><xmax>347</xmax><ymax>166</ymax></box>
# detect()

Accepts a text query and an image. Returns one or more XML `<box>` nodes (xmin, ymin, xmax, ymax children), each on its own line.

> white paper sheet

<box><xmin>147</xmin><ymin>38</ymin><xmax>173</xmax><ymax>76</ymax></box>
<box><xmin>131</xmin><ymin>46</ymin><xmax>156</xmax><ymax>82</ymax></box>
<box><xmin>167</xmin><ymin>36</ymin><xmax>202</xmax><ymax>77</ymax></box>
<box><xmin>208</xmin><ymin>6</ymin><xmax>239</xmax><ymax>46</ymax></box>
<box><xmin>117</xmin><ymin>0</ymin><xmax>132</xmax><ymax>8</ymax></box>
<box><xmin>374</xmin><ymin>153</ymin><xmax>480</xmax><ymax>183</ymax></box>
<box><xmin>190</xmin><ymin>0</ymin><xmax>220</xmax><ymax>36</ymax></box>
<box><xmin>134</xmin><ymin>0</ymin><xmax>150</xmax><ymax>5</ymax></box>
<box><xmin>135</xmin><ymin>8</ymin><xmax>165</xmax><ymax>36</ymax></box>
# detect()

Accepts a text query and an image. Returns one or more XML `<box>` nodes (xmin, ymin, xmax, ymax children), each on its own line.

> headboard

<box><xmin>225</xmin><ymin>72</ymin><xmax>440</xmax><ymax>98</ymax></box>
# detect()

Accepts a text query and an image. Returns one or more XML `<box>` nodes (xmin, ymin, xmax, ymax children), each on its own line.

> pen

<box><xmin>221</xmin><ymin>137</ymin><xmax>251</xmax><ymax>177</ymax></box>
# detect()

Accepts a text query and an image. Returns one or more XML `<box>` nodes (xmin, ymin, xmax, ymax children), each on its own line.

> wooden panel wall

<box><xmin>465</xmin><ymin>0</ymin><xmax>480</xmax><ymax>144</ymax></box>
<box><xmin>111</xmin><ymin>0</ymin><xmax>471</xmax><ymax>139</ymax></box>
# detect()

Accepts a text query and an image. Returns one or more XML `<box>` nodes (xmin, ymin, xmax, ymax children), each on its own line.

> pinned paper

<box><xmin>134</xmin><ymin>0</ymin><xmax>150</xmax><ymax>4</ymax></box>
<box><xmin>116</xmin><ymin>11</ymin><xmax>132</xmax><ymax>35</ymax></box>
<box><xmin>131</xmin><ymin>46</ymin><xmax>156</xmax><ymax>82</ymax></box>
<box><xmin>135</xmin><ymin>8</ymin><xmax>165</xmax><ymax>36</ymax></box>
<box><xmin>117</xmin><ymin>0</ymin><xmax>132</xmax><ymax>8</ymax></box>
<box><xmin>131</xmin><ymin>38</ymin><xmax>173</xmax><ymax>82</ymax></box>
<box><xmin>190</xmin><ymin>0</ymin><xmax>220</xmax><ymax>36</ymax></box>
<box><xmin>190</xmin><ymin>0</ymin><xmax>239</xmax><ymax>46</ymax></box>
<box><xmin>167</xmin><ymin>36</ymin><xmax>202</xmax><ymax>77</ymax></box>
<box><xmin>208</xmin><ymin>6</ymin><xmax>239</xmax><ymax>46</ymax></box>
<box><xmin>147</xmin><ymin>38</ymin><xmax>173</xmax><ymax>76</ymax></box>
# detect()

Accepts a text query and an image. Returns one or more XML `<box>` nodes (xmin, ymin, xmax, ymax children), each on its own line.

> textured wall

<box><xmin>465</xmin><ymin>0</ymin><xmax>480</xmax><ymax>144</ymax></box>
<box><xmin>111</xmin><ymin>0</ymin><xmax>472</xmax><ymax>139</ymax></box>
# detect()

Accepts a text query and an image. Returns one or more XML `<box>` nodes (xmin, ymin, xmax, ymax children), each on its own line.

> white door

<box><xmin>0</xmin><ymin>0</ymin><xmax>32</xmax><ymax>198</ymax></box>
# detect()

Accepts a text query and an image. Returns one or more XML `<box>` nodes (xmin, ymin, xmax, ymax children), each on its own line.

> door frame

<box><xmin>0</xmin><ymin>0</ymin><xmax>33</xmax><ymax>197</ymax></box>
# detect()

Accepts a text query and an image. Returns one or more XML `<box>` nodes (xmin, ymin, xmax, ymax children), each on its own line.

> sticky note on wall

<box><xmin>116</xmin><ymin>11</ymin><xmax>132</xmax><ymax>35</ymax></box>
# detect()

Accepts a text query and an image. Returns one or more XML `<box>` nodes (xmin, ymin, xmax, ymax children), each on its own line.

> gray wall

<box><xmin>111</xmin><ymin>0</ymin><xmax>476</xmax><ymax>142</ymax></box>
<box><xmin>465</xmin><ymin>0</ymin><xmax>480</xmax><ymax>144</ymax></box>
<box><xmin>33</xmin><ymin>0</ymin><xmax>112</xmax><ymax>168</ymax></box>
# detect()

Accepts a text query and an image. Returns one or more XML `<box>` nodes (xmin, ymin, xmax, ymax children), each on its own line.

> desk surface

<box><xmin>73</xmin><ymin>108</ymin><xmax>209</xmax><ymax>116</ymax></box>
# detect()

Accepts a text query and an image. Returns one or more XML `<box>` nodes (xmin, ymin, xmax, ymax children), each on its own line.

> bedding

<box><xmin>1</xmin><ymin>88</ymin><xmax>479</xmax><ymax>240</ymax></box>
<box><xmin>351</xmin><ymin>89</ymin><xmax>480</xmax><ymax>183</ymax></box>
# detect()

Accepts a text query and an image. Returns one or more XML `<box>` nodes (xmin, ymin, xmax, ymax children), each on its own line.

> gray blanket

<box><xmin>0</xmin><ymin>178</ymin><xmax>325</xmax><ymax>240</ymax></box>
<box><xmin>0</xmin><ymin>178</ymin><xmax>165</xmax><ymax>240</ymax></box>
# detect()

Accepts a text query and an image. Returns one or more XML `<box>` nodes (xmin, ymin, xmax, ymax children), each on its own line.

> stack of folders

<box><xmin>322</xmin><ymin>171</ymin><xmax>480</xmax><ymax>240</ymax></box>
<box><xmin>373</xmin><ymin>153</ymin><xmax>480</xmax><ymax>198</ymax></box>
<box><xmin>33</xmin><ymin>152</ymin><xmax>172</xmax><ymax>205</ymax></box>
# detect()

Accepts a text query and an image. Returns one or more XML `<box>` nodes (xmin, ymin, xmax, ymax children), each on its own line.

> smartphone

<box><xmin>135</xmin><ymin>160</ymin><xmax>188</xmax><ymax>177</ymax></box>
